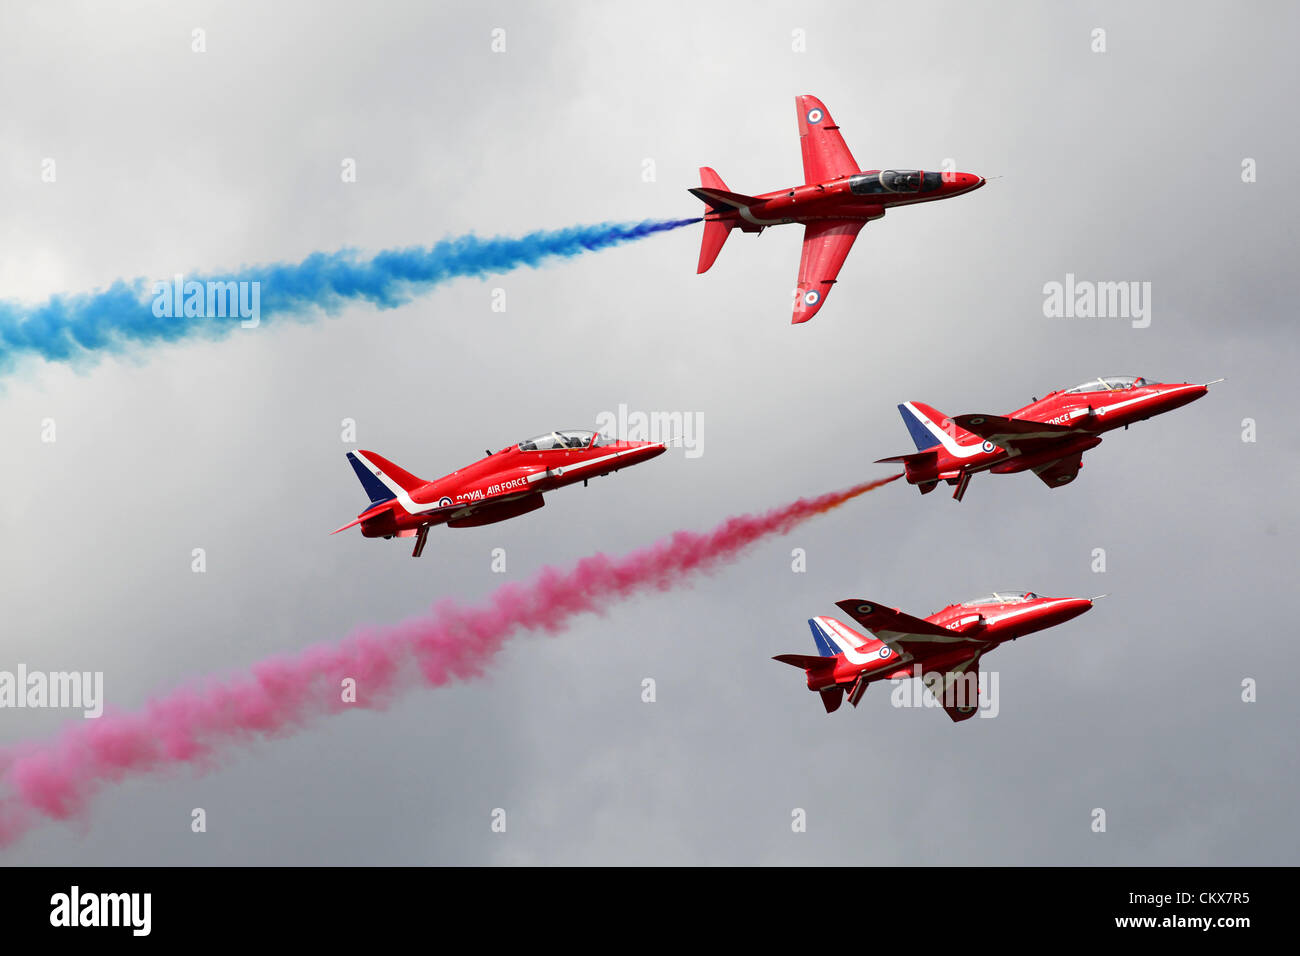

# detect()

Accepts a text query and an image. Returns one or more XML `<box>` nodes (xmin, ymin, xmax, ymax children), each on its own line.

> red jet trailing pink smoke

<box><xmin>0</xmin><ymin>474</ymin><xmax>900</xmax><ymax>846</ymax></box>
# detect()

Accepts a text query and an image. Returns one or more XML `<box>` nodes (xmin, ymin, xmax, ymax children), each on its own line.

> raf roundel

<box><xmin>803</xmin><ymin>290</ymin><xmax>820</xmax><ymax>306</ymax></box>
<box><xmin>806</xmin><ymin>107</ymin><xmax>823</xmax><ymax>124</ymax></box>
<box><xmin>878</xmin><ymin>646</ymin><xmax>891</xmax><ymax>658</ymax></box>
<box><xmin>982</xmin><ymin>440</ymin><xmax>996</xmax><ymax>453</ymax></box>
<box><xmin>857</xmin><ymin>603</ymin><xmax>874</xmax><ymax>614</ymax></box>
<box><xmin>438</xmin><ymin>496</ymin><xmax>453</xmax><ymax>508</ymax></box>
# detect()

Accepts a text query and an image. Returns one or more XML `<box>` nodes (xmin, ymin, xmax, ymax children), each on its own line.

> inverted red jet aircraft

<box><xmin>333</xmin><ymin>430</ymin><xmax>666</xmax><ymax>556</ymax></box>
<box><xmin>774</xmin><ymin>591</ymin><xmax>1097</xmax><ymax>721</ymax></box>
<box><xmin>690</xmin><ymin>94</ymin><xmax>985</xmax><ymax>323</ymax></box>
<box><xmin>878</xmin><ymin>376</ymin><xmax>1221</xmax><ymax>501</ymax></box>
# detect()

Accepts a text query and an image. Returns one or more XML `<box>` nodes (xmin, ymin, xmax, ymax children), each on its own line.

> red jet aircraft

<box><xmin>774</xmin><ymin>591</ymin><xmax>1097</xmax><ymax>721</ymax></box>
<box><xmin>333</xmin><ymin>430</ymin><xmax>666</xmax><ymax>556</ymax></box>
<box><xmin>878</xmin><ymin>376</ymin><xmax>1221</xmax><ymax>501</ymax></box>
<box><xmin>690</xmin><ymin>94</ymin><xmax>985</xmax><ymax>323</ymax></box>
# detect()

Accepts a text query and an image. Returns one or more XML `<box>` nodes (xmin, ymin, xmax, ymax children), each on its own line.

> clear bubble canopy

<box><xmin>1064</xmin><ymin>376</ymin><xmax>1148</xmax><ymax>394</ymax></box>
<box><xmin>960</xmin><ymin>590</ymin><xmax>1039</xmax><ymax>607</ymax></box>
<box><xmin>517</xmin><ymin>430</ymin><xmax>613</xmax><ymax>451</ymax></box>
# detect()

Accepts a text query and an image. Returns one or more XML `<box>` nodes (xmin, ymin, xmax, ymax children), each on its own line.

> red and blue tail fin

<box><xmin>771</xmin><ymin>619</ymin><xmax>844</xmax><ymax>671</ymax></box>
<box><xmin>808</xmin><ymin>617</ymin><xmax>841</xmax><ymax>657</ymax></box>
<box><xmin>896</xmin><ymin>402</ymin><xmax>980</xmax><ymax>451</ymax></box>
<box><xmin>347</xmin><ymin>451</ymin><xmax>398</xmax><ymax>508</ymax></box>
<box><xmin>809</xmin><ymin>615</ymin><xmax>874</xmax><ymax>656</ymax></box>
<box><xmin>333</xmin><ymin>450</ymin><xmax>429</xmax><ymax>535</ymax></box>
<box><xmin>349</xmin><ymin>450</ymin><xmax>426</xmax><ymax>499</ymax></box>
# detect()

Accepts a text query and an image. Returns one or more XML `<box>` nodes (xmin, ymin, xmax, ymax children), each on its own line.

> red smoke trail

<box><xmin>0</xmin><ymin>474</ymin><xmax>899</xmax><ymax>846</ymax></box>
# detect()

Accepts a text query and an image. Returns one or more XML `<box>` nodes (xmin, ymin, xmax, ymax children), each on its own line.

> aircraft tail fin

<box><xmin>690</xmin><ymin>167</ymin><xmax>759</xmax><ymax>211</ymax></box>
<box><xmin>691</xmin><ymin>168</ymin><xmax>744</xmax><ymax>273</ymax></box>
<box><xmin>346</xmin><ymin>450</ymin><xmax>426</xmax><ymax>509</ymax></box>
<box><xmin>689</xmin><ymin>186</ymin><xmax>760</xmax><ymax>211</ymax></box>
<box><xmin>809</xmin><ymin>615</ymin><xmax>875</xmax><ymax>657</ymax></box>
<box><xmin>898</xmin><ymin>401</ymin><xmax>981</xmax><ymax>448</ymax></box>
<box><xmin>774</xmin><ymin>616</ymin><xmax>843</xmax><ymax>670</ymax></box>
<box><xmin>347</xmin><ymin>452</ymin><xmax>397</xmax><ymax>508</ymax></box>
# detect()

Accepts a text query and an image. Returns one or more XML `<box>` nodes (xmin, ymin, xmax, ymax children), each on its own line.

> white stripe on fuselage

<box><xmin>355</xmin><ymin>447</ymin><xmax>652</xmax><ymax>516</ymax></box>
<box><xmin>1090</xmin><ymin>385</ymin><xmax>1201</xmax><ymax>419</ymax></box>
<box><xmin>904</xmin><ymin>402</ymin><xmax>988</xmax><ymax>459</ymax></box>
<box><xmin>524</xmin><ymin>446</ymin><xmax>651</xmax><ymax>485</ymax></box>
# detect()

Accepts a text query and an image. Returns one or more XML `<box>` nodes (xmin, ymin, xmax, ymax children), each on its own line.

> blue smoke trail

<box><xmin>0</xmin><ymin>217</ymin><xmax>699</xmax><ymax>371</ymax></box>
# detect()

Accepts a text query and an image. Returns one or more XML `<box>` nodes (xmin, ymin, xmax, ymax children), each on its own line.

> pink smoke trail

<box><xmin>0</xmin><ymin>474</ymin><xmax>900</xmax><ymax>846</ymax></box>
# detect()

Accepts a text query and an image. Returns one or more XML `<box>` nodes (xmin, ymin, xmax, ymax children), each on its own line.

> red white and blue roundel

<box><xmin>803</xmin><ymin>290</ymin><xmax>820</xmax><ymax>306</ymax></box>
<box><xmin>438</xmin><ymin>496</ymin><xmax>453</xmax><ymax>508</ymax></box>
<box><xmin>982</xmin><ymin>440</ymin><xmax>996</xmax><ymax>453</ymax></box>
<box><xmin>878</xmin><ymin>645</ymin><xmax>891</xmax><ymax>658</ymax></box>
<box><xmin>806</xmin><ymin>107</ymin><xmax>824</xmax><ymax>124</ymax></box>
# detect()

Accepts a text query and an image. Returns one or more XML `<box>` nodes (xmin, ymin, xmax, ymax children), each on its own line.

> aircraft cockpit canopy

<box><xmin>517</xmin><ymin>429</ymin><xmax>609</xmax><ymax>452</ymax></box>
<box><xmin>1064</xmin><ymin>376</ymin><xmax>1148</xmax><ymax>394</ymax></box>
<box><xmin>849</xmin><ymin>170</ymin><xmax>944</xmax><ymax>195</ymax></box>
<box><xmin>960</xmin><ymin>590</ymin><xmax>1039</xmax><ymax>608</ymax></box>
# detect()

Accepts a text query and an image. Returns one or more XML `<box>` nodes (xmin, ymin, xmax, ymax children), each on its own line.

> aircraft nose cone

<box><xmin>1155</xmin><ymin>384</ymin><xmax>1208</xmax><ymax>414</ymax></box>
<box><xmin>1052</xmin><ymin>598</ymin><xmax>1095</xmax><ymax>624</ymax></box>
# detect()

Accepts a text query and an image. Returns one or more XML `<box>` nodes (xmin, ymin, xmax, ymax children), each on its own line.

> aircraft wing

<box><xmin>796</xmin><ymin>94</ymin><xmax>859</xmax><ymax>184</ymax></box>
<box><xmin>950</xmin><ymin>413</ymin><xmax>1078</xmax><ymax>447</ymax></box>
<box><xmin>792</xmin><ymin>220</ymin><xmax>864</xmax><ymax>323</ymax></box>
<box><xmin>924</xmin><ymin>653</ymin><xmax>985</xmax><ymax>722</ymax></box>
<box><xmin>1033</xmin><ymin>455</ymin><xmax>1083</xmax><ymax>489</ymax></box>
<box><xmin>834</xmin><ymin>599</ymin><xmax>986</xmax><ymax>659</ymax></box>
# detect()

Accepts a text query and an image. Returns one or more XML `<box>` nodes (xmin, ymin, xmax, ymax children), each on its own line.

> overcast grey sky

<box><xmin>1</xmin><ymin>0</ymin><xmax>1296</xmax><ymax>864</ymax></box>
